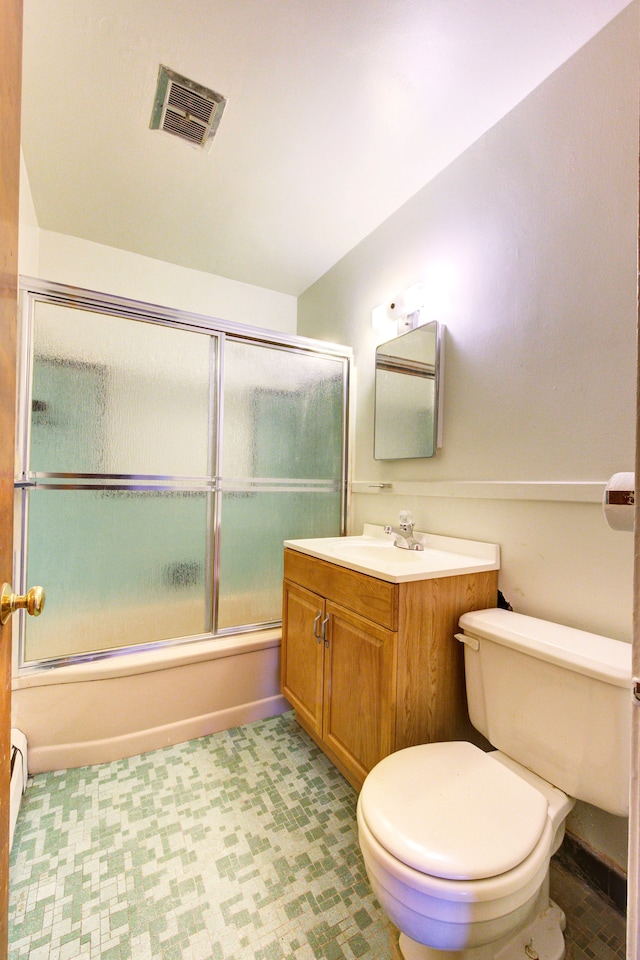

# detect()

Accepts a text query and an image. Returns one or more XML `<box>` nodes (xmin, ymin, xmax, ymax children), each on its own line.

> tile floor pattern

<box><xmin>549</xmin><ymin>861</ymin><xmax>626</xmax><ymax>960</ymax></box>
<box><xmin>9</xmin><ymin>713</ymin><xmax>393</xmax><ymax>960</ymax></box>
<box><xmin>8</xmin><ymin>711</ymin><xmax>626</xmax><ymax>960</ymax></box>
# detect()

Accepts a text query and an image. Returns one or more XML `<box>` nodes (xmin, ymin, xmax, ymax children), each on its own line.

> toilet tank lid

<box><xmin>458</xmin><ymin>609</ymin><xmax>631</xmax><ymax>688</ymax></box>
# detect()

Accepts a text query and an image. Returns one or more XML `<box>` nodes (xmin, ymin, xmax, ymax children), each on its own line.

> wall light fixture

<box><xmin>372</xmin><ymin>262</ymin><xmax>455</xmax><ymax>336</ymax></box>
<box><xmin>371</xmin><ymin>282</ymin><xmax>425</xmax><ymax>334</ymax></box>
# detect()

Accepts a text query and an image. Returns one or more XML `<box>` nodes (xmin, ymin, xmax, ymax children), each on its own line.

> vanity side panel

<box><xmin>395</xmin><ymin>571</ymin><xmax>498</xmax><ymax>748</ymax></box>
<box><xmin>284</xmin><ymin>549</ymin><xmax>397</xmax><ymax>629</ymax></box>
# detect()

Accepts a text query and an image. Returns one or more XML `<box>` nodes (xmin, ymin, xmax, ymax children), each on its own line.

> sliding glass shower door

<box><xmin>217</xmin><ymin>340</ymin><xmax>344</xmax><ymax>630</ymax></box>
<box><xmin>20</xmin><ymin>300</ymin><xmax>215</xmax><ymax>664</ymax></box>
<box><xmin>16</xmin><ymin>282</ymin><xmax>349</xmax><ymax>668</ymax></box>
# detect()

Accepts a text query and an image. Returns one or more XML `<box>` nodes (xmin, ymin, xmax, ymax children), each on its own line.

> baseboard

<box><xmin>554</xmin><ymin>831</ymin><xmax>627</xmax><ymax>914</ymax></box>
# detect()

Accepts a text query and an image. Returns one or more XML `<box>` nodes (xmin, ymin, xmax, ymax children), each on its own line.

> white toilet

<box><xmin>357</xmin><ymin>608</ymin><xmax>631</xmax><ymax>960</ymax></box>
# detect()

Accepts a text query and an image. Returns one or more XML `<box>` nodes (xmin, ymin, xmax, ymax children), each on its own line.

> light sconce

<box><xmin>372</xmin><ymin>282</ymin><xmax>425</xmax><ymax>335</ymax></box>
<box><xmin>372</xmin><ymin>262</ymin><xmax>455</xmax><ymax>336</ymax></box>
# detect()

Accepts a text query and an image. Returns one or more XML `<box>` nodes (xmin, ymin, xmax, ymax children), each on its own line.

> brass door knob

<box><xmin>1</xmin><ymin>584</ymin><xmax>46</xmax><ymax>625</ymax></box>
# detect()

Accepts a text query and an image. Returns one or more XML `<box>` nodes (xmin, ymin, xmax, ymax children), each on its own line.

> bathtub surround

<box><xmin>8</xmin><ymin>714</ymin><xmax>625</xmax><ymax>960</ymax></box>
<box><xmin>297</xmin><ymin>6</ymin><xmax>638</xmax><ymax>875</ymax></box>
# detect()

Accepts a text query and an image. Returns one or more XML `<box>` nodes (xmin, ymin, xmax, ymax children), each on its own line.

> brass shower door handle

<box><xmin>1</xmin><ymin>584</ymin><xmax>46</xmax><ymax>625</ymax></box>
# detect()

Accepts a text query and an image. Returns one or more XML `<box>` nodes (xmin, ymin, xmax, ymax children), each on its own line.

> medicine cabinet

<box><xmin>374</xmin><ymin>321</ymin><xmax>443</xmax><ymax>460</ymax></box>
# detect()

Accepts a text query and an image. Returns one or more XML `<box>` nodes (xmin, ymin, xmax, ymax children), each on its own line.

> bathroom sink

<box><xmin>328</xmin><ymin>539</ymin><xmax>423</xmax><ymax>564</ymax></box>
<box><xmin>284</xmin><ymin>525</ymin><xmax>500</xmax><ymax>583</ymax></box>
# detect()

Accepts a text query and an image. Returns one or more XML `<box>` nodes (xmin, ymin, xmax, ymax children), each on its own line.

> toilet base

<box><xmin>397</xmin><ymin>898</ymin><xmax>566</xmax><ymax>960</ymax></box>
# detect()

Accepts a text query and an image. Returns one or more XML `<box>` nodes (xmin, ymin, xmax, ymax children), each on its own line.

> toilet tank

<box><xmin>457</xmin><ymin>609</ymin><xmax>632</xmax><ymax>817</ymax></box>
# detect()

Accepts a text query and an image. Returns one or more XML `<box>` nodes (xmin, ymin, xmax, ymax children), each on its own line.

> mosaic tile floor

<box><xmin>9</xmin><ymin>711</ymin><xmax>627</xmax><ymax>960</ymax></box>
<box><xmin>549</xmin><ymin>861</ymin><xmax>626</xmax><ymax>960</ymax></box>
<box><xmin>9</xmin><ymin>713</ymin><xmax>393</xmax><ymax>960</ymax></box>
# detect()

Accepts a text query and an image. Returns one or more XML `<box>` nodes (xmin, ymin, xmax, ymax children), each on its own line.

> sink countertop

<box><xmin>284</xmin><ymin>524</ymin><xmax>500</xmax><ymax>583</ymax></box>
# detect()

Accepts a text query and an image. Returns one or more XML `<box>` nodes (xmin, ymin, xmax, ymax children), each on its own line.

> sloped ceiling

<box><xmin>21</xmin><ymin>0</ymin><xmax>632</xmax><ymax>296</ymax></box>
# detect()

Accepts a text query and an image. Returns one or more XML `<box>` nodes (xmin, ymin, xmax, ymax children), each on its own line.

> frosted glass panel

<box><xmin>221</xmin><ymin>341</ymin><xmax>344</xmax><ymax>480</ymax></box>
<box><xmin>18</xmin><ymin>286</ymin><xmax>349</xmax><ymax>666</ymax></box>
<box><xmin>217</xmin><ymin>491</ymin><xmax>341</xmax><ymax>629</ymax></box>
<box><xmin>30</xmin><ymin>302</ymin><xmax>213</xmax><ymax>476</ymax></box>
<box><xmin>23</xmin><ymin>489</ymin><xmax>211</xmax><ymax>662</ymax></box>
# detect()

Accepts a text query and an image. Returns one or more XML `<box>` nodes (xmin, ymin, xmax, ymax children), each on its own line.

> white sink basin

<box><xmin>285</xmin><ymin>525</ymin><xmax>500</xmax><ymax>583</ymax></box>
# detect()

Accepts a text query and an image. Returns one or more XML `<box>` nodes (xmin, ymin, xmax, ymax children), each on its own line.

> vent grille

<box><xmin>163</xmin><ymin>108</ymin><xmax>210</xmax><ymax>145</ymax></box>
<box><xmin>150</xmin><ymin>65</ymin><xmax>226</xmax><ymax>148</ymax></box>
<box><xmin>167</xmin><ymin>84</ymin><xmax>215</xmax><ymax>125</ymax></box>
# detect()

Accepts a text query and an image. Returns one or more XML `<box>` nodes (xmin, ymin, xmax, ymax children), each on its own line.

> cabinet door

<box><xmin>281</xmin><ymin>580</ymin><xmax>325</xmax><ymax>736</ymax></box>
<box><xmin>323</xmin><ymin>602</ymin><xmax>397</xmax><ymax>786</ymax></box>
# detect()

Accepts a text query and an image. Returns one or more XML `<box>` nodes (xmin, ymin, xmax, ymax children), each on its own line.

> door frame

<box><xmin>627</xmin><ymin>153</ymin><xmax>640</xmax><ymax>958</ymax></box>
<box><xmin>0</xmin><ymin>0</ymin><xmax>23</xmax><ymax>957</ymax></box>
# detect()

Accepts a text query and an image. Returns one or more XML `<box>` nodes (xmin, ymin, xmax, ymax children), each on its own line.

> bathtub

<box><xmin>11</xmin><ymin>629</ymin><xmax>290</xmax><ymax>773</ymax></box>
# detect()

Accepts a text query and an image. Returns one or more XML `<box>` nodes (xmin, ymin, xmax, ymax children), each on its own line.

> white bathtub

<box><xmin>11</xmin><ymin>629</ymin><xmax>290</xmax><ymax>773</ymax></box>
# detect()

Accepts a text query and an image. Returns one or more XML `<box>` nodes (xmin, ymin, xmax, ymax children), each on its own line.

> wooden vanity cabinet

<box><xmin>281</xmin><ymin>547</ymin><xmax>498</xmax><ymax>790</ymax></box>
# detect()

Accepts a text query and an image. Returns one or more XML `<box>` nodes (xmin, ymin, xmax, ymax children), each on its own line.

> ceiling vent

<box><xmin>150</xmin><ymin>65</ymin><xmax>227</xmax><ymax>149</ymax></box>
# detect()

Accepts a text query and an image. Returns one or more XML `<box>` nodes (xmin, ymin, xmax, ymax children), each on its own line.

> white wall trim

<box><xmin>351</xmin><ymin>480</ymin><xmax>605</xmax><ymax>503</ymax></box>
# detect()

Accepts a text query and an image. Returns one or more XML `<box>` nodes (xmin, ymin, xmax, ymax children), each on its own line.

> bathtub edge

<box><xmin>13</xmin><ymin>628</ymin><xmax>282</xmax><ymax>689</ymax></box>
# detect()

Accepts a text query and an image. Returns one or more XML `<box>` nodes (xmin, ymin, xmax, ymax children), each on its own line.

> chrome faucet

<box><xmin>384</xmin><ymin>511</ymin><xmax>424</xmax><ymax>551</ymax></box>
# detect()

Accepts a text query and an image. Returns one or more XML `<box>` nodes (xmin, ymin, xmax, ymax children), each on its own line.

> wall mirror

<box><xmin>374</xmin><ymin>321</ymin><xmax>443</xmax><ymax>460</ymax></box>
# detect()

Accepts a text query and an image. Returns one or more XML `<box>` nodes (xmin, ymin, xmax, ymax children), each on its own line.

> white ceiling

<box><xmin>21</xmin><ymin>0</ymin><xmax>632</xmax><ymax>297</ymax></box>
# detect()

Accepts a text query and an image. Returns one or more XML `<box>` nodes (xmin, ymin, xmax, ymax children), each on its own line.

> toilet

<box><xmin>357</xmin><ymin>608</ymin><xmax>631</xmax><ymax>960</ymax></box>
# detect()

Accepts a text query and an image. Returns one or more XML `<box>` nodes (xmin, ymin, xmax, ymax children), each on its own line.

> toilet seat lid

<box><xmin>359</xmin><ymin>742</ymin><xmax>549</xmax><ymax>881</ymax></box>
